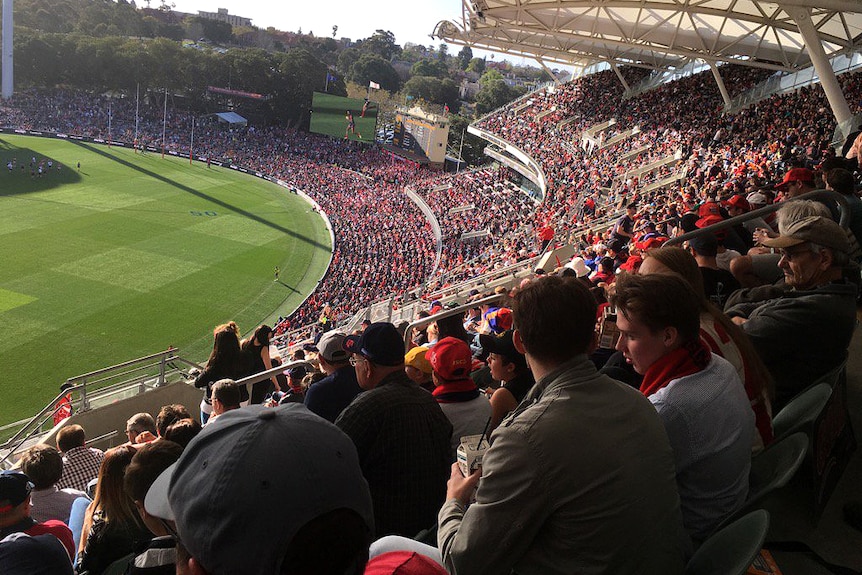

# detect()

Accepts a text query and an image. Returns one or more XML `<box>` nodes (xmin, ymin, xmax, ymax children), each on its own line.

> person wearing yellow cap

<box><xmin>404</xmin><ymin>346</ymin><xmax>434</xmax><ymax>392</ymax></box>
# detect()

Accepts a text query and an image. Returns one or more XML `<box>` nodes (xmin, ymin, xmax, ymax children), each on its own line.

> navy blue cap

<box><xmin>342</xmin><ymin>322</ymin><xmax>404</xmax><ymax>366</ymax></box>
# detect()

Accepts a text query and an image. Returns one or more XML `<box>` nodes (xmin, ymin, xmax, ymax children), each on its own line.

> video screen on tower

<box><xmin>310</xmin><ymin>92</ymin><xmax>378</xmax><ymax>144</ymax></box>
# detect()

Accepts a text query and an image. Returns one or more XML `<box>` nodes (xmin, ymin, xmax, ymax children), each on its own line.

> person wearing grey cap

<box><xmin>145</xmin><ymin>404</ymin><xmax>375</xmax><ymax>575</ymax></box>
<box><xmin>336</xmin><ymin>322</ymin><xmax>452</xmax><ymax>539</ymax></box>
<box><xmin>726</xmin><ymin>215</ymin><xmax>859</xmax><ymax>408</ymax></box>
<box><xmin>304</xmin><ymin>330</ymin><xmax>363</xmax><ymax>422</ymax></box>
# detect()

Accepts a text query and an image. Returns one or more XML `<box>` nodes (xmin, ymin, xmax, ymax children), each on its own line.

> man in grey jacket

<box><xmin>438</xmin><ymin>275</ymin><xmax>689</xmax><ymax>575</ymax></box>
<box><xmin>726</xmin><ymin>215</ymin><xmax>859</xmax><ymax>409</ymax></box>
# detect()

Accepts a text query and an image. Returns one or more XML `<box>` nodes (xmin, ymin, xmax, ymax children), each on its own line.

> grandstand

<box><xmin>2</xmin><ymin>2</ymin><xmax>862</xmax><ymax>571</ymax></box>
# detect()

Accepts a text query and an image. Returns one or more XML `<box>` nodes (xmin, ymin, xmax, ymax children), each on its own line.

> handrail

<box><xmin>401</xmin><ymin>294</ymin><xmax>505</xmax><ymax>351</ymax></box>
<box><xmin>665</xmin><ymin>190</ymin><xmax>850</xmax><ymax>247</ymax></box>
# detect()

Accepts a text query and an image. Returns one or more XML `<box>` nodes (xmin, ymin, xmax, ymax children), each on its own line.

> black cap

<box><xmin>342</xmin><ymin>322</ymin><xmax>404</xmax><ymax>366</ymax></box>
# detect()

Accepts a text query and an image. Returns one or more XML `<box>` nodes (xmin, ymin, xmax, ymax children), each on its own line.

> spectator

<box><xmin>0</xmin><ymin>470</ymin><xmax>76</xmax><ymax>561</ymax></box>
<box><xmin>403</xmin><ymin>345</ymin><xmax>434</xmax><ymax>392</ymax></box>
<box><xmin>241</xmin><ymin>325</ymin><xmax>280</xmax><ymax>404</ymax></box>
<box><xmin>77</xmin><ymin>446</ymin><xmax>150</xmax><ymax>574</ymax></box>
<box><xmin>208</xmin><ymin>380</ymin><xmax>242</xmax><ymax>424</ymax></box>
<box><xmin>146</xmin><ymin>404</ymin><xmax>374</xmax><ymax>575</ymax></box>
<box><xmin>824</xmin><ymin>167</ymin><xmax>862</xmax><ymax>256</ymax></box>
<box><xmin>156</xmin><ymin>404</ymin><xmax>192</xmax><ymax>438</ymax></box>
<box><xmin>726</xmin><ymin>216</ymin><xmax>859</xmax><ymax>408</ymax></box>
<box><xmin>125</xmin><ymin>413</ymin><xmax>157</xmax><ymax>445</ymax></box>
<box><xmin>194</xmin><ymin>322</ymin><xmax>248</xmax><ymax>424</ymax></box>
<box><xmin>304</xmin><ymin>330</ymin><xmax>363</xmax><ymax>422</ymax></box>
<box><xmin>123</xmin><ymin>440</ymin><xmax>184</xmax><ymax>575</ymax></box>
<box><xmin>0</xmin><ymin>531</ymin><xmax>74</xmax><ymax>575</ymax></box>
<box><xmin>336</xmin><ymin>323</ymin><xmax>453</xmax><ymax>538</ymax></box>
<box><xmin>18</xmin><ymin>444</ymin><xmax>87</xmax><ymax>524</ymax></box>
<box><xmin>427</xmin><ymin>337</ymin><xmax>493</xmax><ymax>455</ymax></box>
<box><xmin>56</xmin><ymin>424</ymin><xmax>104</xmax><ymax>493</ymax></box>
<box><xmin>162</xmin><ymin>419</ymin><xmax>202</xmax><ymax>449</ymax></box>
<box><xmin>775</xmin><ymin>167</ymin><xmax>816</xmax><ymax>200</ymax></box>
<box><xmin>685</xmin><ymin>233</ymin><xmax>741</xmax><ymax>309</ymax></box>
<box><xmin>439</xmin><ymin>276</ymin><xmax>688</xmax><ymax>574</ymax></box>
<box><xmin>478</xmin><ymin>330</ymin><xmax>535</xmax><ymax>431</ymax></box>
<box><xmin>611</xmin><ymin>273</ymin><xmax>754</xmax><ymax>541</ymax></box>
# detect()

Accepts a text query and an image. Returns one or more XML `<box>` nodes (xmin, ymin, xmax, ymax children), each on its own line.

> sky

<box><xmin>170</xmin><ymin>0</ymin><xmax>463</xmax><ymax>48</ymax></box>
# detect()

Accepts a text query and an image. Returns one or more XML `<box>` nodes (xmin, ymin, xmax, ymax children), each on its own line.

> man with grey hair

<box><xmin>125</xmin><ymin>413</ymin><xmax>157</xmax><ymax>444</ymax></box>
<box><xmin>726</xmin><ymin>216</ymin><xmax>859</xmax><ymax>408</ymax></box>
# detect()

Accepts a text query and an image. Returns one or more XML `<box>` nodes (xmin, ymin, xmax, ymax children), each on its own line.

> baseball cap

<box><xmin>724</xmin><ymin>194</ymin><xmax>750</xmax><ymax>211</ymax></box>
<box><xmin>404</xmin><ymin>346</ymin><xmax>432</xmax><ymax>374</ymax></box>
<box><xmin>697</xmin><ymin>202</ymin><xmax>722</xmax><ymax>218</ymax></box>
<box><xmin>760</xmin><ymin>215</ymin><xmax>850</xmax><ymax>253</ymax></box>
<box><xmin>145</xmin><ymin>404</ymin><xmax>374</xmax><ymax>574</ymax></box>
<box><xmin>478</xmin><ymin>330</ymin><xmax>521</xmax><ymax>363</ymax></box>
<box><xmin>342</xmin><ymin>322</ymin><xmax>404</xmax><ymax>366</ymax></box>
<box><xmin>486</xmin><ymin>308</ymin><xmax>513</xmax><ymax>334</ymax></box>
<box><xmin>0</xmin><ymin>471</ymin><xmax>32</xmax><ymax>513</ymax></box>
<box><xmin>775</xmin><ymin>167</ymin><xmax>815</xmax><ymax>191</ymax></box>
<box><xmin>316</xmin><ymin>330</ymin><xmax>349</xmax><ymax>363</ymax></box>
<box><xmin>0</xmin><ymin>532</ymin><xmax>74</xmax><ymax>575</ymax></box>
<box><xmin>428</xmin><ymin>337</ymin><xmax>472</xmax><ymax>381</ymax></box>
<box><xmin>619</xmin><ymin>254</ymin><xmax>643</xmax><ymax>272</ymax></box>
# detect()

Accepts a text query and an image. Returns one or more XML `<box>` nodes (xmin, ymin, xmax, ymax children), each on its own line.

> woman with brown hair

<box><xmin>194</xmin><ymin>322</ymin><xmax>248</xmax><ymax>423</ymax></box>
<box><xmin>639</xmin><ymin>246</ymin><xmax>774</xmax><ymax>451</ymax></box>
<box><xmin>76</xmin><ymin>446</ymin><xmax>150</xmax><ymax>574</ymax></box>
<box><xmin>241</xmin><ymin>324</ymin><xmax>281</xmax><ymax>404</ymax></box>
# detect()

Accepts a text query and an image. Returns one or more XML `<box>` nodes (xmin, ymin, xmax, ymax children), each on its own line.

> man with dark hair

<box><xmin>125</xmin><ymin>413</ymin><xmax>157</xmax><ymax>444</ymax></box>
<box><xmin>156</xmin><ymin>404</ymin><xmax>192</xmax><ymax>438</ymax></box>
<box><xmin>824</xmin><ymin>167</ymin><xmax>862</xmax><ymax>254</ymax></box>
<box><xmin>611</xmin><ymin>273</ymin><xmax>754</xmax><ymax>542</ymax></box>
<box><xmin>145</xmin><ymin>404</ymin><xmax>374</xmax><ymax>575</ymax></box>
<box><xmin>0</xmin><ymin>470</ymin><xmax>76</xmax><ymax>561</ymax></box>
<box><xmin>336</xmin><ymin>322</ymin><xmax>452</xmax><ymax>538</ymax></box>
<box><xmin>123</xmin><ymin>440</ymin><xmax>184</xmax><ymax>575</ymax></box>
<box><xmin>162</xmin><ymin>419</ymin><xmax>202</xmax><ymax>449</ymax></box>
<box><xmin>610</xmin><ymin>202</ymin><xmax>638</xmax><ymax>243</ymax></box>
<box><xmin>439</xmin><ymin>276</ymin><xmax>688</xmax><ymax>574</ymax></box>
<box><xmin>55</xmin><ymin>424</ymin><xmax>103</xmax><ymax>492</ymax></box>
<box><xmin>19</xmin><ymin>445</ymin><xmax>87</xmax><ymax>524</ymax></box>
<box><xmin>726</xmin><ymin>215</ymin><xmax>859</xmax><ymax>408</ymax></box>
<box><xmin>304</xmin><ymin>330</ymin><xmax>363</xmax><ymax>422</ymax></box>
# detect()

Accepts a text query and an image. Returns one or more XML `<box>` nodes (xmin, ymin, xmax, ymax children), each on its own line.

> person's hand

<box><xmin>731</xmin><ymin>316</ymin><xmax>748</xmax><ymax>326</ymax></box>
<box><xmin>446</xmin><ymin>462</ymin><xmax>481</xmax><ymax>505</ymax></box>
<box><xmin>134</xmin><ymin>431</ymin><xmax>157</xmax><ymax>444</ymax></box>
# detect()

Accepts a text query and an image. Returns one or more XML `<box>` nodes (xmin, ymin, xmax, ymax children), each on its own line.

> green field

<box><xmin>0</xmin><ymin>135</ymin><xmax>332</xmax><ymax>425</ymax></box>
<box><xmin>310</xmin><ymin>92</ymin><xmax>378</xmax><ymax>143</ymax></box>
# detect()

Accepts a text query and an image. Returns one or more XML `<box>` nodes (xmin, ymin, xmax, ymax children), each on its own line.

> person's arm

<box><xmin>488</xmin><ymin>387</ymin><xmax>518</xmax><ymax>432</ymax></box>
<box><xmin>260</xmin><ymin>346</ymin><xmax>280</xmax><ymax>391</ymax></box>
<box><xmin>438</xmin><ymin>424</ymin><xmax>552</xmax><ymax>575</ymax></box>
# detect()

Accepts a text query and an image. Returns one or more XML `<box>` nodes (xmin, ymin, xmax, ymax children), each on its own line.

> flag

<box><xmin>443</xmin><ymin>103</ymin><xmax>450</xmax><ymax>116</ymax></box>
<box><xmin>369</xmin><ymin>81</ymin><xmax>380</xmax><ymax>89</ymax></box>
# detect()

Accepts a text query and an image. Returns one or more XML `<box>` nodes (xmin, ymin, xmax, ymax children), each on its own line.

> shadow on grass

<box><xmin>73</xmin><ymin>141</ymin><xmax>331</xmax><ymax>251</ymax></box>
<box><xmin>0</xmin><ymin>140</ymin><xmax>83</xmax><ymax>195</ymax></box>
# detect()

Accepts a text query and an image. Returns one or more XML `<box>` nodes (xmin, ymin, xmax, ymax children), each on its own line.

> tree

<box><xmin>410</xmin><ymin>58</ymin><xmax>447</xmax><ymax>79</ymax></box>
<box><xmin>402</xmin><ymin>76</ymin><xmax>459</xmax><ymax>113</ymax></box>
<box><xmin>274</xmin><ymin>48</ymin><xmax>330</xmax><ymax>126</ymax></box>
<box><xmin>350</xmin><ymin>53</ymin><xmax>400</xmax><ymax>92</ymax></box>
<box><xmin>337</xmin><ymin>47</ymin><xmax>361</xmax><ymax>77</ymax></box>
<box><xmin>437</xmin><ymin>43</ymin><xmax>448</xmax><ymax>60</ymax></box>
<box><xmin>475</xmin><ymin>77</ymin><xmax>526</xmax><ymax>115</ymax></box>
<box><xmin>479</xmin><ymin>68</ymin><xmax>504</xmax><ymax>86</ymax></box>
<box><xmin>359</xmin><ymin>29</ymin><xmax>399</xmax><ymax>61</ymax></box>
<box><xmin>193</xmin><ymin>17</ymin><xmax>233</xmax><ymax>43</ymax></box>
<box><xmin>466</xmin><ymin>57</ymin><xmax>486</xmax><ymax>74</ymax></box>
<box><xmin>457</xmin><ymin>46</ymin><xmax>473</xmax><ymax>70</ymax></box>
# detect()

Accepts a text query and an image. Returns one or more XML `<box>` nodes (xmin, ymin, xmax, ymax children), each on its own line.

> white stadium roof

<box><xmin>433</xmin><ymin>0</ymin><xmax>862</xmax><ymax>73</ymax></box>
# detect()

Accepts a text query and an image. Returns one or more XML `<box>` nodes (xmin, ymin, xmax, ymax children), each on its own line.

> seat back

<box><xmin>684</xmin><ymin>510</ymin><xmax>769</xmax><ymax>575</ymax></box>
<box><xmin>771</xmin><ymin>383</ymin><xmax>832</xmax><ymax>441</ymax></box>
<box><xmin>747</xmin><ymin>432</ymin><xmax>809</xmax><ymax>510</ymax></box>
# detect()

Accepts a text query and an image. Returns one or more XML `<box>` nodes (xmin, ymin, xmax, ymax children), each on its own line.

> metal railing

<box><xmin>401</xmin><ymin>294</ymin><xmax>505</xmax><ymax>350</ymax></box>
<box><xmin>0</xmin><ymin>349</ymin><xmax>201</xmax><ymax>467</ymax></box>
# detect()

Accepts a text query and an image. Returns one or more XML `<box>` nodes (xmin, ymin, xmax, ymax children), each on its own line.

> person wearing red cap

<box><xmin>427</xmin><ymin>337</ymin><xmax>492</xmax><ymax>454</ymax></box>
<box><xmin>775</xmin><ymin>167</ymin><xmax>816</xmax><ymax>200</ymax></box>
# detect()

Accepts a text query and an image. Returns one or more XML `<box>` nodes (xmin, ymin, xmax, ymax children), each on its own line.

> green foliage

<box><xmin>274</xmin><ymin>48</ymin><xmax>332</xmax><ymax>126</ymax></box>
<box><xmin>192</xmin><ymin>17</ymin><xmax>233</xmax><ymax>43</ymax></box>
<box><xmin>403</xmin><ymin>76</ymin><xmax>459</xmax><ymax>112</ymax></box>
<box><xmin>350</xmin><ymin>53</ymin><xmax>400</xmax><ymax>92</ymax></box>
<box><xmin>410</xmin><ymin>58</ymin><xmax>448</xmax><ymax>79</ymax></box>
<box><xmin>457</xmin><ymin>46</ymin><xmax>473</xmax><ymax>70</ymax></box>
<box><xmin>447</xmin><ymin>114</ymin><xmax>488</xmax><ymax>167</ymax></box>
<box><xmin>466</xmin><ymin>57</ymin><xmax>486</xmax><ymax>74</ymax></box>
<box><xmin>479</xmin><ymin>68</ymin><xmax>504</xmax><ymax>86</ymax></box>
<box><xmin>356</xmin><ymin>29</ymin><xmax>400</xmax><ymax>61</ymax></box>
<box><xmin>475</xmin><ymin>77</ymin><xmax>526</xmax><ymax>115</ymax></box>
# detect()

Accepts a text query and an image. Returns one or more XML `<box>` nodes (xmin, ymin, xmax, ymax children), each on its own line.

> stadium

<box><xmin>0</xmin><ymin>0</ymin><xmax>862</xmax><ymax>573</ymax></box>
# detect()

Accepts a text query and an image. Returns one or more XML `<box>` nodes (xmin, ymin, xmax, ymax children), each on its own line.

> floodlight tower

<box><xmin>1</xmin><ymin>0</ymin><xmax>11</xmax><ymax>99</ymax></box>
